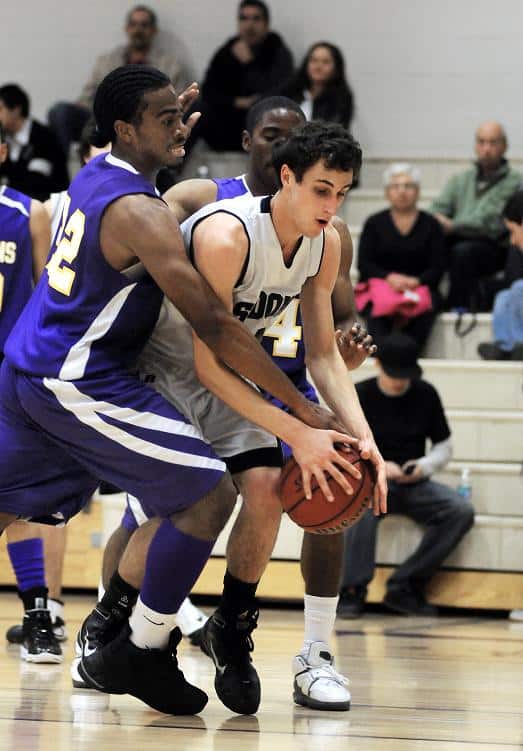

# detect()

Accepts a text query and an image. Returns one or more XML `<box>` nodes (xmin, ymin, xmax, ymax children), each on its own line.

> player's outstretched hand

<box><xmin>336</xmin><ymin>323</ymin><xmax>377</xmax><ymax>371</ymax></box>
<box><xmin>356</xmin><ymin>436</ymin><xmax>387</xmax><ymax>516</ymax></box>
<box><xmin>177</xmin><ymin>82</ymin><xmax>201</xmax><ymax>147</ymax></box>
<box><xmin>291</xmin><ymin>427</ymin><xmax>362</xmax><ymax>503</ymax></box>
<box><xmin>178</xmin><ymin>82</ymin><xmax>200</xmax><ymax>114</ymax></box>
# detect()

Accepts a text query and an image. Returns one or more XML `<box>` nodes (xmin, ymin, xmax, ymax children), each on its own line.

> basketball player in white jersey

<box><xmin>124</xmin><ymin>121</ymin><xmax>387</xmax><ymax>715</ymax></box>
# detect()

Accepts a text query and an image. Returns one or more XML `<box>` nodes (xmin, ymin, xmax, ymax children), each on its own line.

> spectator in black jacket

<box><xmin>357</xmin><ymin>163</ymin><xmax>446</xmax><ymax>353</ymax></box>
<box><xmin>279</xmin><ymin>42</ymin><xmax>354</xmax><ymax>129</ymax></box>
<box><xmin>0</xmin><ymin>84</ymin><xmax>69</xmax><ymax>201</ymax></box>
<box><xmin>187</xmin><ymin>0</ymin><xmax>293</xmax><ymax>152</ymax></box>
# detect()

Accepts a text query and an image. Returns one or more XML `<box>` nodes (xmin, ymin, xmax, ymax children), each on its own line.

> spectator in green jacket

<box><xmin>430</xmin><ymin>122</ymin><xmax>521</xmax><ymax>311</ymax></box>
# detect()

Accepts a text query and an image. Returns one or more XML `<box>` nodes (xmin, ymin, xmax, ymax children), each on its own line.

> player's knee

<box><xmin>457</xmin><ymin>500</ymin><xmax>475</xmax><ymax>531</ymax></box>
<box><xmin>236</xmin><ymin>467</ymin><xmax>282</xmax><ymax>518</ymax></box>
<box><xmin>201</xmin><ymin>473</ymin><xmax>237</xmax><ymax>536</ymax></box>
<box><xmin>446</xmin><ymin>493</ymin><xmax>475</xmax><ymax>530</ymax></box>
<box><xmin>303</xmin><ymin>529</ymin><xmax>344</xmax><ymax>551</ymax></box>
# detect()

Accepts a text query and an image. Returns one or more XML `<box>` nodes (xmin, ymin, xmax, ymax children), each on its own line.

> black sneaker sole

<box><xmin>21</xmin><ymin>645</ymin><xmax>63</xmax><ymax>664</ymax></box>
<box><xmin>293</xmin><ymin>686</ymin><xmax>351</xmax><ymax>712</ymax></box>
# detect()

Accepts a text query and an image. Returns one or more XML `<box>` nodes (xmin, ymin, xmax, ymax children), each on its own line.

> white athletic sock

<box><xmin>48</xmin><ymin>598</ymin><xmax>64</xmax><ymax>623</ymax></box>
<box><xmin>176</xmin><ymin>597</ymin><xmax>193</xmax><ymax>620</ymax></box>
<box><xmin>128</xmin><ymin>596</ymin><xmax>178</xmax><ymax>650</ymax></box>
<box><xmin>302</xmin><ymin>594</ymin><xmax>339</xmax><ymax>652</ymax></box>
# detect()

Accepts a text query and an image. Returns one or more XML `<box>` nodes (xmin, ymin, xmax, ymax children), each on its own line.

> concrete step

<box><xmin>360</xmin><ymin>156</ymin><xmax>523</xmax><ymax>190</ymax></box>
<box><xmin>446</xmin><ymin>409</ymin><xmax>523</xmax><ymax>462</ymax></box>
<box><xmin>375</xmin><ymin>512</ymin><xmax>523</xmax><ymax>572</ymax></box>
<box><xmin>351</xmin><ymin>358</ymin><xmax>523</xmax><ymax>411</ymax></box>
<box><xmin>437</xmin><ymin>461</ymin><xmax>523</xmax><ymax>516</ymax></box>
<box><xmin>424</xmin><ymin>313</ymin><xmax>493</xmax><ymax>360</ymax></box>
<box><xmin>212</xmin><ymin>495</ymin><xmax>523</xmax><ymax>572</ymax></box>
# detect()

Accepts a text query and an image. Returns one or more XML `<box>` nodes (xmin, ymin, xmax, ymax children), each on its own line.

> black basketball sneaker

<box><xmin>20</xmin><ymin>609</ymin><xmax>63</xmax><ymax>663</ymax></box>
<box><xmin>78</xmin><ymin>624</ymin><xmax>208</xmax><ymax>714</ymax></box>
<box><xmin>200</xmin><ymin>608</ymin><xmax>261</xmax><ymax>714</ymax></box>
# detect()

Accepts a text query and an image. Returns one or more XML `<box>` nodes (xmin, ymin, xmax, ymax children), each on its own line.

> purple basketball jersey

<box><xmin>0</xmin><ymin>187</ymin><xmax>33</xmax><ymax>355</ymax></box>
<box><xmin>213</xmin><ymin>175</ymin><xmax>250</xmax><ymax>201</ymax></box>
<box><xmin>5</xmin><ymin>154</ymin><xmax>164</xmax><ymax>379</ymax></box>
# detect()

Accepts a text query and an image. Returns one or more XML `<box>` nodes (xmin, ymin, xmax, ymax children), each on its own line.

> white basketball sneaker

<box><xmin>176</xmin><ymin>598</ymin><xmax>209</xmax><ymax>645</ymax></box>
<box><xmin>293</xmin><ymin>641</ymin><xmax>351</xmax><ymax>711</ymax></box>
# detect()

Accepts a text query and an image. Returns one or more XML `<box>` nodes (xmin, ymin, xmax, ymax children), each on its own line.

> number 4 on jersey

<box><xmin>264</xmin><ymin>297</ymin><xmax>302</xmax><ymax>358</ymax></box>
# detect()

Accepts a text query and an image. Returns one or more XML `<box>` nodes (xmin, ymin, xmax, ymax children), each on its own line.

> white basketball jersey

<box><xmin>136</xmin><ymin>194</ymin><xmax>325</xmax><ymax>398</ymax></box>
<box><xmin>182</xmin><ymin>194</ymin><xmax>325</xmax><ymax>336</ymax></box>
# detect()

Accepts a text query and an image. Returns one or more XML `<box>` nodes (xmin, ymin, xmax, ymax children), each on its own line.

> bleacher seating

<box><xmin>2</xmin><ymin>152</ymin><xmax>520</xmax><ymax>610</ymax></box>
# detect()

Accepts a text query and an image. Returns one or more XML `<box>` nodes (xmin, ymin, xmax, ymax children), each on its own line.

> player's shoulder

<box><xmin>193</xmin><ymin>208</ymin><xmax>249</xmax><ymax>244</ymax></box>
<box><xmin>163</xmin><ymin>178</ymin><xmax>217</xmax><ymax>216</ymax></box>
<box><xmin>324</xmin><ymin>221</ymin><xmax>342</xmax><ymax>246</ymax></box>
<box><xmin>0</xmin><ymin>185</ymin><xmax>31</xmax><ymax>217</ymax></box>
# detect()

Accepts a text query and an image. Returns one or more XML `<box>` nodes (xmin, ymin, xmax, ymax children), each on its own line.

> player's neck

<box><xmin>111</xmin><ymin>146</ymin><xmax>158</xmax><ymax>184</ymax></box>
<box><xmin>270</xmin><ymin>193</ymin><xmax>302</xmax><ymax>257</ymax></box>
<box><xmin>245</xmin><ymin>172</ymin><xmax>273</xmax><ymax>198</ymax></box>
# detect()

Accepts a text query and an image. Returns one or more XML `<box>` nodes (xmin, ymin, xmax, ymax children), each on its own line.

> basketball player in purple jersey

<box><xmin>112</xmin><ymin>118</ymin><xmax>386</xmax><ymax>717</ymax></box>
<box><xmin>0</xmin><ymin>67</ymin><xmax>355</xmax><ymax>715</ymax></box>
<box><xmin>161</xmin><ymin>99</ymin><xmax>381</xmax><ymax>711</ymax></box>
<box><xmin>0</xmin><ymin>123</ymin><xmax>67</xmax><ymax>663</ymax></box>
<box><xmin>97</xmin><ymin>98</ymin><xmax>377</xmax><ymax>708</ymax></box>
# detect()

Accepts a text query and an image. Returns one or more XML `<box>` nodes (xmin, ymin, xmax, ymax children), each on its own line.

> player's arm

<box><xmin>162</xmin><ymin>179</ymin><xmax>218</xmax><ymax>224</ymax></box>
<box><xmin>190</xmin><ymin>214</ymin><xmax>360</xmax><ymax>499</ymax></box>
<box><xmin>331</xmin><ymin>215</ymin><xmax>376</xmax><ymax>370</ymax></box>
<box><xmin>29</xmin><ymin>199</ymin><xmax>51</xmax><ymax>283</ymax></box>
<box><xmin>101</xmin><ymin>195</ymin><xmax>339</xmax><ymax>431</ymax></box>
<box><xmin>301</xmin><ymin>226</ymin><xmax>387</xmax><ymax>514</ymax></box>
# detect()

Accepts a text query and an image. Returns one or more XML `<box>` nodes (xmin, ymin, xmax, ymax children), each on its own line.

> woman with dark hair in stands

<box><xmin>279</xmin><ymin>42</ymin><xmax>354</xmax><ymax>128</ymax></box>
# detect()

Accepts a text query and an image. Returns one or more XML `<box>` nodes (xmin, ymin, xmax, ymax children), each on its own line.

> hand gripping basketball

<box><xmin>279</xmin><ymin>446</ymin><xmax>375</xmax><ymax>534</ymax></box>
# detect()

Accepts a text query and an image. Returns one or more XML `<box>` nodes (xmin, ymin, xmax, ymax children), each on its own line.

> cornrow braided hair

<box><xmin>91</xmin><ymin>64</ymin><xmax>170</xmax><ymax>147</ymax></box>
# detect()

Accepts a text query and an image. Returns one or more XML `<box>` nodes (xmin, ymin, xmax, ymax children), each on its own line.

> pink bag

<box><xmin>355</xmin><ymin>278</ymin><xmax>433</xmax><ymax>321</ymax></box>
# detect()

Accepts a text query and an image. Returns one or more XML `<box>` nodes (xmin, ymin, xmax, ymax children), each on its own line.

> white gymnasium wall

<box><xmin>2</xmin><ymin>0</ymin><xmax>523</xmax><ymax>157</ymax></box>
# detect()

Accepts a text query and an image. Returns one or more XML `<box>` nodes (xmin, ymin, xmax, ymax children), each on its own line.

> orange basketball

<box><xmin>279</xmin><ymin>447</ymin><xmax>375</xmax><ymax>534</ymax></box>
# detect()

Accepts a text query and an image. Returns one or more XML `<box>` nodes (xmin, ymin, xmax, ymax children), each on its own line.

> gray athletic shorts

<box><xmin>137</xmin><ymin>358</ymin><xmax>283</xmax><ymax>475</ymax></box>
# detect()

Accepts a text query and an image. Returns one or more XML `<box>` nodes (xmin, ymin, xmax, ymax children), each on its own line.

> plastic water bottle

<box><xmin>196</xmin><ymin>165</ymin><xmax>209</xmax><ymax>179</ymax></box>
<box><xmin>457</xmin><ymin>467</ymin><xmax>472</xmax><ymax>500</ymax></box>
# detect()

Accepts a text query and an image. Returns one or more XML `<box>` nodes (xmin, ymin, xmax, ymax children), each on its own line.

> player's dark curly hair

<box><xmin>272</xmin><ymin>121</ymin><xmax>362</xmax><ymax>185</ymax></box>
<box><xmin>91</xmin><ymin>64</ymin><xmax>170</xmax><ymax>147</ymax></box>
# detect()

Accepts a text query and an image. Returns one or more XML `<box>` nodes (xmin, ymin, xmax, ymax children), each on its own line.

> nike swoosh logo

<box><xmin>143</xmin><ymin>615</ymin><xmax>165</xmax><ymax>626</ymax></box>
<box><xmin>208</xmin><ymin>641</ymin><xmax>227</xmax><ymax>676</ymax></box>
<box><xmin>83</xmin><ymin>629</ymin><xmax>97</xmax><ymax>658</ymax></box>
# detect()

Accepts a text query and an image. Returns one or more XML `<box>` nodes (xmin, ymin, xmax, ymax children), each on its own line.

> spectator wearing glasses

<box><xmin>187</xmin><ymin>1</ymin><xmax>293</xmax><ymax>153</ymax></box>
<box><xmin>430</xmin><ymin>122</ymin><xmax>521</xmax><ymax>311</ymax></box>
<box><xmin>356</xmin><ymin>163</ymin><xmax>446</xmax><ymax>353</ymax></box>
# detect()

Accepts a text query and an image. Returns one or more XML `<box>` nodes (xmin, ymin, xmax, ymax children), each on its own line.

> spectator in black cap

<box><xmin>339</xmin><ymin>333</ymin><xmax>475</xmax><ymax>618</ymax></box>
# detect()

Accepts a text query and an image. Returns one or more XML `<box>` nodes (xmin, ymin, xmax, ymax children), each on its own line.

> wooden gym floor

<box><xmin>0</xmin><ymin>592</ymin><xmax>521</xmax><ymax>751</ymax></box>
